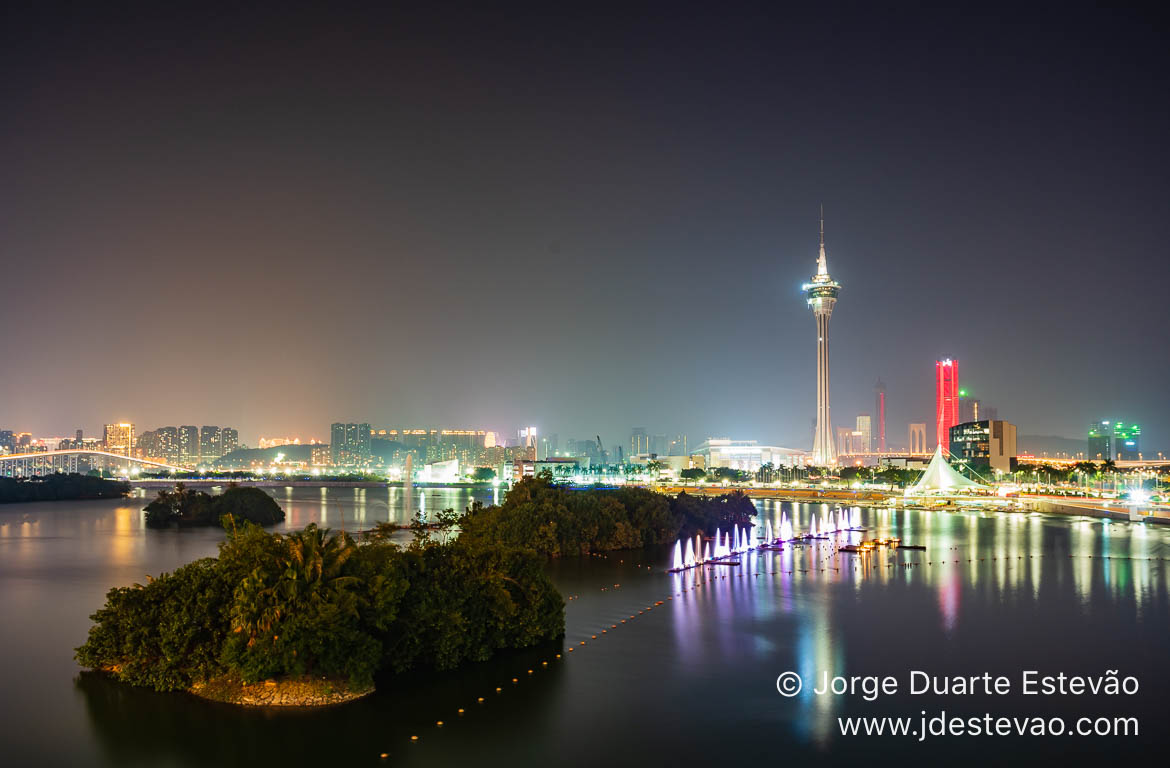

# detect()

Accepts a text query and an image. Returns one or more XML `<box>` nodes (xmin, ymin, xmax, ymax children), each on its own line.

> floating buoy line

<box><xmin>381</xmin><ymin>511</ymin><xmax>1166</xmax><ymax>758</ymax></box>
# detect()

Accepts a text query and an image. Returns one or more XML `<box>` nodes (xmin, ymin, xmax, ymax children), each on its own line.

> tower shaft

<box><xmin>811</xmin><ymin>306</ymin><xmax>836</xmax><ymax>464</ymax></box>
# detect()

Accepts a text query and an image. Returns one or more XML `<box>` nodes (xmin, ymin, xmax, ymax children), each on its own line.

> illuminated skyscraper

<box><xmin>142</xmin><ymin>426</ymin><xmax>179</xmax><ymax>463</ymax></box>
<box><xmin>331</xmin><ymin>422</ymin><xmax>372</xmax><ymax>465</ymax></box>
<box><xmin>935</xmin><ymin>359</ymin><xmax>959</xmax><ymax>451</ymax></box>
<box><xmin>221</xmin><ymin>427</ymin><xmax>239</xmax><ymax>456</ymax></box>
<box><xmin>855</xmin><ymin>413</ymin><xmax>872</xmax><ymax>453</ymax></box>
<box><xmin>1087</xmin><ymin>422</ymin><xmax>1111</xmax><ymax>460</ymax></box>
<box><xmin>200</xmin><ymin>426</ymin><xmax>222</xmax><ymax>461</ymax></box>
<box><xmin>179</xmin><ymin>426</ymin><xmax>199</xmax><ymax>466</ymax></box>
<box><xmin>103</xmin><ymin>423</ymin><xmax>134</xmax><ymax>456</ymax></box>
<box><xmin>875</xmin><ymin>379</ymin><xmax>886</xmax><ymax>452</ymax></box>
<box><xmin>1113</xmin><ymin>422</ymin><xmax>1140</xmax><ymax>460</ymax></box>
<box><xmin>1089</xmin><ymin>421</ymin><xmax>1141</xmax><ymax>461</ymax></box>
<box><xmin>803</xmin><ymin>210</ymin><xmax>841</xmax><ymax>465</ymax></box>
<box><xmin>330</xmin><ymin>423</ymin><xmax>346</xmax><ymax>464</ymax></box>
<box><xmin>519</xmin><ymin>427</ymin><xmax>538</xmax><ymax>461</ymax></box>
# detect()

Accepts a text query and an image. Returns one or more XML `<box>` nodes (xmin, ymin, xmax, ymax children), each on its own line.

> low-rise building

<box><xmin>692</xmin><ymin>438</ymin><xmax>803</xmax><ymax>472</ymax></box>
<box><xmin>949</xmin><ymin>420</ymin><xmax>1017</xmax><ymax>474</ymax></box>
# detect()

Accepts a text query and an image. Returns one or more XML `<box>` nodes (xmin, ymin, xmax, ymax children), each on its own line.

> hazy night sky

<box><xmin>2</xmin><ymin>2</ymin><xmax>1167</xmax><ymax>450</ymax></box>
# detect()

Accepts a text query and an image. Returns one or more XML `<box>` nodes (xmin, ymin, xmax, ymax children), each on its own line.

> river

<box><xmin>0</xmin><ymin>486</ymin><xmax>1166</xmax><ymax>766</ymax></box>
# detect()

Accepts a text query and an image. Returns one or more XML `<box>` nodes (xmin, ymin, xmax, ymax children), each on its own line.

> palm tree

<box><xmin>231</xmin><ymin>525</ymin><xmax>360</xmax><ymax>650</ymax></box>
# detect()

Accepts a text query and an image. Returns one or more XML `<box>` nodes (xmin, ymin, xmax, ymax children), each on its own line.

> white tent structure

<box><xmin>905</xmin><ymin>445</ymin><xmax>989</xmax><ymax>495</ymax></box>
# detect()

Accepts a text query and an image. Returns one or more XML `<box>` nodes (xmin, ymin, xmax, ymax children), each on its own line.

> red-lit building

<box><xmin>935</xmin><ymin>359</ymin><xmax>959</xmax><ymax>451</ymax></box>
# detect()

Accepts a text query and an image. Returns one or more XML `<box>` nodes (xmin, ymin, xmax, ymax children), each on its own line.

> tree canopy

<box><xmin>77</xmin><ymin>521</ymin><xmax>564</xmax><ymax>692</ymax></box>
<box><xmin>458</xmin><ymin>475</ymin><xmax>756</xmax><ymax>557</ymax></box>
<box><xmin>0</xmin><ymin>474</ymin><xmax>128</xmax><ymax>504</ymax></box>
<box><xmin>144</xmin><ymin>484</ymin><xmax>285</xmax><ymax>528</ymax></box>
<box><xmin>470</xmin><ymin>466</ymin><xmax>497</xmax><ymax>482</ymax></box>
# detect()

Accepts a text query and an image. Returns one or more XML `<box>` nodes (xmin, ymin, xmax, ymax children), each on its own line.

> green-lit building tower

<box><xmin>1088</xmin><ymin>421</ymin><xmax>1142</xmax><ymax>461</ymax></box>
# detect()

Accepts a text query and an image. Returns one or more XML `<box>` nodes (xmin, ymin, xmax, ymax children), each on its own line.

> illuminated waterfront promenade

<box><xmin>654</xmin><ymin>485</ymin><xmax>1170</xmax><ymax>523</ymax></box>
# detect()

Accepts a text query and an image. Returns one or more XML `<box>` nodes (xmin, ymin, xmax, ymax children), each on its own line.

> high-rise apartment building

<box><xmin>935</xmin><ymin>359</ymin><xmax>959</xmax><ymax>451</ymax></box>
<box><xmin>138</xmin><ymin>426</ymin><xmax>180</xmax><ymax>463</ymax></box>
<box><xmin>874</xmin><ymin>380</ymin><xmax>886</xmax><ymax>453</ymax></box>
<box><xmin>103</xmin><ymin>423</ymin><xmax>135</xmax><ymax>456</ymax></box>
<box><xmin>855</xmin><ymin>413</ymin><xmax>872</xmax><ymax>453</ymax></box>
<box><xmin>200</xmin><ymin>426</ymin><xmax>222</xmax><ymax>461</ymax></box>
<box><xmin>331</xmin><ymin>422</ymin><xmax>372</xmax><ymax>465</ymax></box>
<box><xmin>330</xmin><ymin>423</ymin><xmax>346</xmax><ymax>464</ymax></box>
<box><xmin>136</xmin><ymin>425</ymin><xmax>233</xmax><ymax>465</ymax></box>
<box><xmin>179</xmin><ymin>426</ymin><xmax>199</xmax><ymax>466</ymax></box>
<box><xmin>349</xmin><ymin>423</ymin><xmax>372</xmax><ymax>462</ymax></box>
<box><xmin>221</xmin><ymin>427</ymin><xmax>239</xmax><ymax>456</ymax></box>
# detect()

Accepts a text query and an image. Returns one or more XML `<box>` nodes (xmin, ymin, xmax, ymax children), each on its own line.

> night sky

<box><xmin>2</xmin><ymin>2</ymin><xmax>1167</xmax><ymax>450</ymax></box>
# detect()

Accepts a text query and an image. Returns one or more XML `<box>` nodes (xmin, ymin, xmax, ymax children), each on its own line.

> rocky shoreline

<box><xmin>189</xmin><ymin>676</ymin><xmax>374</xmax><ymax>707</ymax></box>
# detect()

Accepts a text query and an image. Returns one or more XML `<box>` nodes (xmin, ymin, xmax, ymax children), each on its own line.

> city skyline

<box><xmin>2</xmin><ymin>6</ymin><xmax>1168</xmax><ymax>766</ymax></box>
<box><xmin>2</xmin><ymin>4</ymin><xmax>1168</xmax><ymax>451</ymax></box>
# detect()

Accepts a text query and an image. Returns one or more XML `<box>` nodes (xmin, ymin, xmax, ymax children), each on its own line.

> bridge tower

<box><xmin>803</xmin><ymin>208</ymin><xmax>842</xmax><ymax>465</ymax></box>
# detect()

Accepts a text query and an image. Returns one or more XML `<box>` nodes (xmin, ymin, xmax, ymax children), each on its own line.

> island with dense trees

<box><xmin>143</xmin><ymin>484</ymin><xmax>286</xmax><ymax>528</ymax></box>
<box><xmin>458</xmin><ymin>474</ymin><xmax>757</xmax><ymax>557</ymax></box>
<box><xmin>77</xmin><ymin>475</ymin><xmax>757</xmax><ymax>706</ymax></box>
<box><xmin>0</xmin><ymin>473</ymin><xmax>129</xmax><ymax>504</ymax></box>
<box><xmin>76</xmin><ymin>520</ymin><xmax>564</xmax><ymax>706</ymax></box>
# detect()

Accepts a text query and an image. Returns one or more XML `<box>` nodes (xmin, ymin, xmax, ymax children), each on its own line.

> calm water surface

<box><xmin>1</xmin><ymin>487</ymin><xmax>1167</xmax><ymax>766</ymax></box>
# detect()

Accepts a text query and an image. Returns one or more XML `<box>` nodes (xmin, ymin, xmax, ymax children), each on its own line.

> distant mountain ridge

<box><xmin>1018</xmin><ymin>434</ymin><xmax>1086</xmax><ymax>458</ymax></box>
<box><xmin>217</xmin><ymin>445</ymin><xmax>313</xmax><ymax>466</ymax></box>
<box><xmin>216</xmin><ymin>439</ymin><xmax>411</xmax><ymax>468</ymax></box>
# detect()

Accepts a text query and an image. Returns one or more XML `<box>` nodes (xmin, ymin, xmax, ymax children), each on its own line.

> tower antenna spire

<box><xmin>817</xmin><ymin>204</ymin><xmax>828</xmax><ymax>276</ymax></box>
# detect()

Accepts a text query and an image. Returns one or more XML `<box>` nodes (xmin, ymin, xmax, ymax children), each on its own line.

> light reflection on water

<box><xmin>0</xmin><ymin>490</ymin><xmax>1167</xmax><ymax>765</ymax></box>
<box><xmin>654</xmin><ymin>502</ymin><xmax>1169</xmax><ymax>756</ymax></box>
